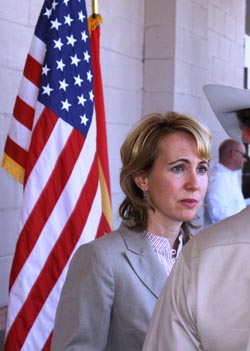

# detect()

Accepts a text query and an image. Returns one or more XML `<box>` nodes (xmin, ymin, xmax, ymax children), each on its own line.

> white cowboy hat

<box><xmin>203</xmin><ymin>84</ymin><xmax>250</xmax><ymax>141</ymax></box>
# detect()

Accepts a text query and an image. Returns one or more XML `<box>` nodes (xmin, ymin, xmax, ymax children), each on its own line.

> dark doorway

<box><xmin>242</xmin><ymin>143</ymin><xmax>250</xmax><ymax>198</ymax></box>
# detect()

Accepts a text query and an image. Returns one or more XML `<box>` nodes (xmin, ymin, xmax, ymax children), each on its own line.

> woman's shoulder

<box><xmin>76</xmin><ymin>223</ymin><xmax>129</xmax><ymax>252</ymax></box>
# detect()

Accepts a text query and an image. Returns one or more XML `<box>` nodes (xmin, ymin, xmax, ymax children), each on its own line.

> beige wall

<box><xmin>0</xmin><ymin>0</ymin><xmax>246</xmax><ymax>308</ymax></box>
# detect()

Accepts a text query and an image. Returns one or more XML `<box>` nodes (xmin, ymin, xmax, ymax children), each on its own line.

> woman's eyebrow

<box><xmin>199</xmin><ymin>160</ymin><xmax>209</xmax><ymax>166</ymax></box>
<box><xmin>168</xmin><ymin>158</ymin><xmax>189</xmax><ymax>165</ymax></box>
<box><xmin>168</xmin><ymin>159</ymin><xmax>209</xmax><ymax>166</ymax></box>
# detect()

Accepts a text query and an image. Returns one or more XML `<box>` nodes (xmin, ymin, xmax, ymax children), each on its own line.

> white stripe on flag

<box><xmin>29</xmin><ymin>35</ymin><xmax>46</xmax><ymax>64</ymax></box>
<box><xmin>18</xmin><ymin>76</ymin><xmax>39</xmax><ymax>110</ymax></box>
<box><xmin>8</xmin><ymin>118</ymin><xmax>32</xmax><ymax>151</ymax></box>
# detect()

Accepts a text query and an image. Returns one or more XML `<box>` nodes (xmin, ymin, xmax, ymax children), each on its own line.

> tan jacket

<box><xmin>143</xmin><ymin>207</ymin><xmax>250</xmax><ymax>351</ymax></box>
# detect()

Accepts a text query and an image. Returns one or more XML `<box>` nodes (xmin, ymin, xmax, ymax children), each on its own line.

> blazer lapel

<box><xmin>120</xmin><ymin>225</ymin><xmax>168</xmax><ymax>298</ymax></box>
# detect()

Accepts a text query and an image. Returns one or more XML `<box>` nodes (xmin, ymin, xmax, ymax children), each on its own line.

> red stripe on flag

<box><xmin>42</xmin><ymin>332</ymin><xmax>53</xmax><ymax>351</ymax></box>
<box><xmin>9</xmin><ymin>125</ymin><xmax>85</xmax><ymax>289</ymax></box>
<box><xmin>91</xmin><ymin>25</ymin><xmax>111</xmax><ymax>195</ymax></box>
<box><xmin>5</xmin><ymin>152</ymin><xmax>99</xmax><ymax>351</ymax></box>
<box><xmin>23</xmin><ymin>54</ymin><xmax>42</xmax><ymax>87</ymax></box>
<box><xmin>13</xmin><ymin>96</ymin><xmax>35</xmax><ymax>131</ymax></box>
<box><xmin>96</xmin><ymin>213</ymin><xmax>112</xmax><ymax>238</ymax></box>
<box><xmin>90</xmin><ymin>23</ymin><xmax>112</xmax><ymax>234</ymax></box>
<box><xmin>24</xmin><ymin>108</ymin><xmax>59</xmax><ymax>185</ymax></box>
<box><xmin>4</xmin><ymin>136</ymin><xmax>28</xmax><ymax>170</ymax></box>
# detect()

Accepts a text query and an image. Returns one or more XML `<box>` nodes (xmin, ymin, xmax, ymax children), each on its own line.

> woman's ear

<box><xmin>132</xmin><ymin>171</ymin><xmax>148</xmax><ymax>192</ymax></box>
<box><xmin>242</xmin><ymin>128</ymin><xmax>250</xmax><ymax>144</ymax></box>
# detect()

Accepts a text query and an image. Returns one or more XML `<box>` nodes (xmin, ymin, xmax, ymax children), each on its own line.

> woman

<box><xmin>51</xmin><ymin>112</ymin><xmax>211</xmax><ymax>351</ymax></box>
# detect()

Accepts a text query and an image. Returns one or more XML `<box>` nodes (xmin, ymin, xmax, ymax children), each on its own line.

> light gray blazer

<box><xmin>51</xmin><ymin>223</ymin><xmax>167</xmax><ymax>351</ymax></box>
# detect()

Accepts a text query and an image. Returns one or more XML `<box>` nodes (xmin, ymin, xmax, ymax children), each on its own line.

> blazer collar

<box><xmin>119</xmin><ymin>223</ymin><xmax>168</xmax><ymax>298</ymax></box>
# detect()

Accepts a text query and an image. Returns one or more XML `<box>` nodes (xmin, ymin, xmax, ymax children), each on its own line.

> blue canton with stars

<box><xmin>36</xmin><ymin>0</ymin><xmax>93</xmax><ymax>137</ymax></box>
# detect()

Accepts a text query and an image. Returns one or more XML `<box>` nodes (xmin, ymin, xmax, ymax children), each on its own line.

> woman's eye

<box><xmin>197</xmin><ymin>166</ymin><xmax>208</xmax><ymax>174</ymax></box>
<box><xmin>172</xmin><ymin>165</ymin><xmax>184</xmax><ymax>172</ymax></box>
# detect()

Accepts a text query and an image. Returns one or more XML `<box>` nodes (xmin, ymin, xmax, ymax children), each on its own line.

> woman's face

<box><xmin>141</xmin><ymin>132</ymin><xmax>209</xmax><ymax>226</ymax></box>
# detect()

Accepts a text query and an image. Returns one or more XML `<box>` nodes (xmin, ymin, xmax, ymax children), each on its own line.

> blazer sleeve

<box><xmin>51</xmin><ymin>243</ymin><xmax>114</xmax><ymax>351</ymax></box>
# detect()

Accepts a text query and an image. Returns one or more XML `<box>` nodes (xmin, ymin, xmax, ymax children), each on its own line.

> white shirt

<box><xmin>205</xmin><ymin>162</ymin><xmax>246</xmax><ymax>225</ymax></box>
<box><xmin>145</xmin><ymin>232</ymin><xmax>183</xmax><ymax>276</ymax></box>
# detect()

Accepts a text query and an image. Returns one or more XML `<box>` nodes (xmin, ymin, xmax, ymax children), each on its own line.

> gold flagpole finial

<box><xmin>89</xmin><ymin>0</ymin><xmax>102</xmax><ymax>34</ymax></box>
<box><xmin>92</xmin><ymin>0</ymin><xmax>99</xmax><ymax>15</ymax></box>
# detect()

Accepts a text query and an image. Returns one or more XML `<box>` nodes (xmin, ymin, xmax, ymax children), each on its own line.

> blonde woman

<box><xmin>51</xmin><ymin>112</ymin><xmax>211</xmax><ymax>351</ymax></box>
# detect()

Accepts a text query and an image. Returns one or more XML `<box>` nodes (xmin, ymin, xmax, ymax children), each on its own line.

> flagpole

<box><xmin>89</xmin><ymin>0</ymin><xmax>102</xmax><ymax>33</ymax></box>
<box><xmin>92</xmin><ymin>0</ymin><xmax>99</xmax><ymax>16</ymax></box>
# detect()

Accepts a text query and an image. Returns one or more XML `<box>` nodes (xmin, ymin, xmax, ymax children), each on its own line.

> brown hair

<box><xmin>119</xmin><ymin>112</ymin><xmax>211</xmax><ymax>242</ymax></box>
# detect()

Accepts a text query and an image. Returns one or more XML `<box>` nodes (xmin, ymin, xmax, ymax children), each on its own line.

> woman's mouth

<box><xmin>181</xmin><ymin>199</ymin><xmax>199</xmax><ymax>208</ymax></box>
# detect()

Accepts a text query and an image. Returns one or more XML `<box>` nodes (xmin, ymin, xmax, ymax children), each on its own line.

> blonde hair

<box><xmin>119</xmin><ymin>112</ymin><xmax>211</xmax><ymax>242</ymax></box>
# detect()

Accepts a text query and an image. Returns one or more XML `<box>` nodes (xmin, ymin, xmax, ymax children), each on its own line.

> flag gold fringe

<box><xmin>88</xmin><ymin>15</ymin><xmax>103</xmax><ymax>36</ymax></box>
<box><xmin>98</xmin><ymin>159</ymin><xmax>113</xmax><ymax>229</ymax></box>
<box><xmin>1</xmin><ymin>153</ymin><xmax>24</xmax><ymax>184</ymax></box>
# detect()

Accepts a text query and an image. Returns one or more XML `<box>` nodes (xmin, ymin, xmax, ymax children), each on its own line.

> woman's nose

<box><xmin>186</xmin><ymin>171</ymin><xmax>200</xmax><ymax>190</ymax></box>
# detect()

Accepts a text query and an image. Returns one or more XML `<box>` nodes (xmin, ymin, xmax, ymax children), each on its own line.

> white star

<box><xmin>66</xmin><ymin>34</ymin><xmax>77</xmax><ymax>46</ymax></box>
<box><xmin>77</xmin><ymin>94</ymin><xmax>87</xmax><ymax>106</ymax></box>
<box><xmin>86</xmin><ymin>70</ymin><xmax>93</xmax><ymax>82</ymax></box>
<box><xmin>81</xmin><ymin>30</ymin><xmax>88</xmax><ymax>42</ymax></box>
<box><xmin>54</xmin><ymin>38</ymin><xmax>64</xmax><ymax>50</ymax></box>
<box><xmin>64</xmin><ymin>14</ymin><xmax>74</xmax><ymax>26</ymax></box>
<box><xmin>42</xmin><ymin>64</ymin><xmax>50</xmax><ymax>76</ymax></box>
<box><xmin>80</xmin><ymin>114</ymin><xmax>88</xmax><ymax>125</ymax></box>
<box><xmin>42</xmin><ymin>83</ymin><xmax>53</xmax><ymax>96</ymax></box>
<box><xmin>51</xmin><ymin>0</ymin><xmax>58</xmax><ymax>10</ymax></box>
<box><xmin>78</xmin><ymin>10</ymin><xmax>86</xmax><ymax>23</ymax></box>
<box><xmin>56</xmin><ymin>59</ymin><xmax>66</xmax><ymax>71</ymax></box>
<box><xmin>50</xmin><ymin>18</ymin><xmax>62</xmax><ymax>30</ymax></box>
<box><xmin>89</xmin><ymin>90</ymin><xmax>94</xmax><ymax>101</ymax></box>
<box><xmin>74</xmin><ymin>74</ymin><xmax>83</xmax><ymax>86</ymax></box>
<box><xmin>83</xmin><ymin>50</ymin><xmax>91</xmax><ymax>63</ymax></box>
<box><xmin>61</xmin><ymin>99</ymin><xmax>71</xmax><ymax>111</ymax></box>
<box><xmin>70</xmin><ymin>54</ymin><xmax>81</xmax><ymax>67</ymax></box>
<box><xmin>64</xmin><ymin>0</ymin><xmax>70</xmax><ymax>5</ymax></box>
<box><xmin>43</xmin><ymin>7</ymin><xmax>52</xmax><ymax>18</ymax></box>
<box><xmin>59</xmin><ymin>79</ymin><xmax>69</xmax><ymax>91</ymax></box>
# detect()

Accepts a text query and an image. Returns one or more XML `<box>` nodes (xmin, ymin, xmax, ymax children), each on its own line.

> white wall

<box><xmin>144</xmin><ymin>0</ymin><xmax>246</xmax><ymax>163</ymax></box>
<box><xmin>205</xmin><ymin>0</ymin><xmax>246</xmax><ymax>160</ymax></box>
<box><xmin>143</xmin><ymin>0</ymin><xmax>176</xmax><ymax>114</ymax></box>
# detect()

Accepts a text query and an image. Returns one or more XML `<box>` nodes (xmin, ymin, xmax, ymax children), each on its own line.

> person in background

<box><xmin>51</xmin><ymin>111</ymin><xmax>211</xmax><ymax>351</ymax></box>
<box><xmin>205</xmin><ymin>138</ymin><xmax>246</xmax><ymax>225</ymax></box>
<box><xmin>142</xmin><ymin>84</ymin><xmax>250</xmax><ymax>351</ymax></box>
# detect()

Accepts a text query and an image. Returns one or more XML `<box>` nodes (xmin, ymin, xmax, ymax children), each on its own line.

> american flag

<box><xmin>2</xmin><ymin>0</ymin><xmax>112</xmax><ymax>350</ymax></box>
